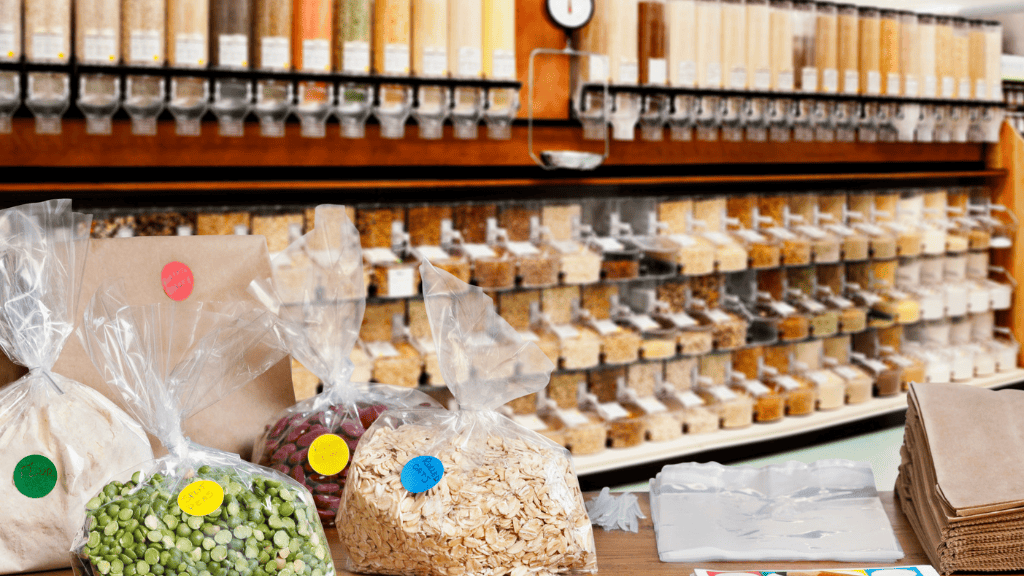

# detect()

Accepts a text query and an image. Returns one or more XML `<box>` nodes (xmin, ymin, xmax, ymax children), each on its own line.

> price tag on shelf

<box><xmin>506</xmin><ymin>241</ymin><xmax>540</xmax><ymax>257</ymax></box>
<box><xmin>415</xmin><ymin>245</ymin><xmax>449</xmax><ymax>262</ymax></box>
<box><xmin>385</xmin><ymin>43</ymin><xmax>410</xmax><ymax>75</ymax></box>
<box><xmin>742</xmin><ymin>379</ymin><xmax>772</xmax><ymax>396</ymax></box>
<box><xmin>941</xmin><ymin>76</ymin><xmax>954</xmax><ymax>98</ymax></box>
<box><xmin>704</xmin><ymin>62</ymin><xmax>722</xmax><ymax>88</ymax></box>
<box><xmin>343</xmin><ymin>41</ymin><xmax>370</xmax><ymax>74</ymax></box>
<box><xmin>675</xmin><ymin>390</ymin><xmax>704</xmax><ymax>408</ymax></box>
<box><xmin>589</xmin><ymin>54</ymin><xmax>608</xmax><ymax>82</ymax></box>
<box><xmin>729</xmin><ymin>68</ymin><xmax>747</xmax><ymax>90</ymax></box>
<box><xmin>596</xmin><ymin>401</ymin><xmax>630</xmax><ymax>421</ymax></box>
<box><xmin>32</xmin><ymin>32</ymin><xmax>65</xmax><ymax>61</ymax></box>
<box><xmin>678</xmin><ymin>60</ymin><xmax>696</xmax><ymax>87</ymax></box>
<box><xmin>174</xmin><ymin>34</ymin><xmax>205</xmax><ymax>67</ymax></box>
<box><xmin>924</xmin><ymin>75</ymin><xmax>937</xmax><ymax>98</ymax></box>
<box><xmin>636</xmin><ymin>397</ymin><xmax>668</xmax><ymax>414</ymax></box>
<box><xmin>886</xmin><ymin>73</ymin><xmax>901</xmax><ymax>96</ymax></box>
<box><xmin>958</xmin><ymin>78</ymin><xmax>971</xmax><ymax>99</ymax></box>
<box><xmin>833</xmin><ymin>366</ymin><xmax>862</xmax><ymax>380</ymax></box>
<box><xmin>776</xmin><ymin>71</ymin><xmax>794</xmax><ymax>92</ymax></box>
<box><xmin>800</xmin><ymin>67</ymin><xmax>818</xmax><ymax>92</ymax></box>
<box><xmin>260</xmin><ymin>36</ymin><xmax>289</xmax><ymax>70</ymax></box>
<box><xmin>363</xmin><ymin>247</ymin><xmax>399</xmax><ymax>265</ymax></box>
<box><xmin>458</xmin><ymin>46</ymin><xmax>482</xmax><ymax>77</ymax></box>
<box><xmin>753</xmin><ymin>69</ymin><xmax>771</xmax><ymax>91</ymax></box>
<box><xmin>0</xmin><ymin>30</ymin><xmax>15</xmax><ymax>60</ymax></box>
<box><xmin>975</xmin><ymin>80</ymin><xmax>986</xmax><ymax>100</ymax></box>
<box><xmin>867</xmin><ymin>71</ymin><xmax>881</xmax><ymax>95</ymax></box>
<box><xmin>905</xmin><ymin>75</ymin><xmax>919</xmax><ymax>97</ymax></box>
<box><xmin>592</xmin><ymin>319</ymin><xmax>620</xmax><ymax>336</ymax></box>
<box><xmin>302</xmin><ymin>39</ymin><xmax>331</xmax><ymax>72</ymax></box>
<box><xmin>423</xmin><ymin>47</ymin><xmax>447</xmax><ymax>77</ymax></box>
<box><xmin>774</xmin><ymin>375</ymin><xmax>801</xmax><ymax>391</ymax></box>
<box><xmin>559</xmin><ymin>409</ymin><xmax>592</xmax><ymax>428</ymax></box>
<box><xmin>618</xmin><ymin>61</ymin><xmax>638</xmax><ymax>85</ymax></box>
<box><xmin>492</xmin><ymin>49</ymin><xmax>516</xmax><ymax>80</ymax></box>
<box><xmin>218</xmin><ymin>34</ymin><xmax>248</xmax><ymax>68</ymax></box>
<box><xmin>843</xmin><ymin>70</ymin><xmax>858</xmax><ymax>94</ymax></box>
<box><xmin>630</xmin><ymin>315</ymin><xmax>660</xmax><ymax>332</ymax></box>
<box><xmin>821</xmin><ymin>68</ymin><xmax>838</xmax><ymax>93</ymax></box>
<box><xmin>648</xmin><ymin>58</ymin><xmax>666</xmax><ymax>85</ymax></box>
<box><xmin>387</xmin><ymin>267</ymin><xmax>416</xmax><ymax>298</ymax></box>
<box><xmin>365</xmin><ymin>341</ymin><xmax>400</xmax><ymax>359</ymax></box>
<box><xmin>706</xmin><ymin>386</ymin><xmax>737</xmax><ymax>402</ymax></box>
<box><xmin>84</xmin><ymin>30</ymin><xmax>117</xmax><ymax>63</ymax></box>
<box><xmin>552</xmin><ymin>324</ymin><xmax>580</xmax><ymax>340</ymax></box>
<box><xmin>462</xmin><ymin>244</ymin><xmax>496</xmax><ymax>260</ymax></box>
<box><xmin>593</xmin><ymin>237</ymin><xmax>624</xmax><ymax>252</ymax></box>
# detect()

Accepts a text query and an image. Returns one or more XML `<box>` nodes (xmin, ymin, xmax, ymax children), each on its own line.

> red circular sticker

<box><xmin>161</xmin><ymin>262</ymin><xmax>194</xmax><ymax>301</ymax></box>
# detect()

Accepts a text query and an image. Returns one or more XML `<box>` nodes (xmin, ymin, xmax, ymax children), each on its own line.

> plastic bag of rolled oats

<box><xmin>336</xmin><ymin>261</ymin><xmax>598</xmax><ymax>576</ymax></box>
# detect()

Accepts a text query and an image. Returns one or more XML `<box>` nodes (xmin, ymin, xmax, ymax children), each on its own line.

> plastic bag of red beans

<box><xmin>249</xmin><ymin>205</ymin><xmax>440</xmax><ymax>526</ymax></box>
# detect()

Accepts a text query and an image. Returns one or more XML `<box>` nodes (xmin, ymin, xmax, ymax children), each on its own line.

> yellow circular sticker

<box><xmin>308</xmin><ymin>434</ymin><xmax>350</xmax><ymax>476</ymax></box>
<box><xmin>177</xmin><ymin>480</ymin><xmax>224</xmax><ymax>517</ymax></box>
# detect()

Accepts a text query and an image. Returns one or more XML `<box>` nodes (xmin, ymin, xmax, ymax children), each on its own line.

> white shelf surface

<box><xmin>573</xmin><ymin>368</ymin><xmax>1024</xmax><ymax>476</ymax></box>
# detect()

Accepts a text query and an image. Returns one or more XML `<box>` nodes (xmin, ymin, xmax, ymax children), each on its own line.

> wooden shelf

<box><xmin>572</xmin><ymin>368</ymin><xmax>1024</xmax><ymax>476</ymax></box>
<box><xmin>0</xmin><ymin>118</ymin><xmax>990</xmax><ymax>169</ymax></box>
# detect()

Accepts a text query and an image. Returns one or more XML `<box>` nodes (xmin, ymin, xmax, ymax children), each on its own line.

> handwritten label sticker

<box><xmin>161</xmin><ymin>261</ymin><xmax>194</xmax><ymax>301</ymax></box>
<box><xmin>308</xmin><ymin>434</ymin><xmax>350</xmax><ymax>476</ymax></box>
<box><xmin>401</xmin><ymin>455</ymin><xmax>444</xmax><ymax>493</ymax></box>
<box><xmin>177</xmin><ymin>480</ymin><xmax>223</xmax><ymax>516</ymax></box>
<box><xmin>14</xmin><ymin>454</ymin><xmax>57</xmax><ymax>499</ymax></box>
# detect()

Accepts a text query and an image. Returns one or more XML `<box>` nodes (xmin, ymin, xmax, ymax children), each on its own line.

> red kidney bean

<box><xmin>296</xmin><ymin>430</ymin><xmax>322</xmax><ymax>447</ymax></box>
<box><xmin>314</xmin><ymin>483</ymin><xmax>341</xmax><ymax>494</ymax></box>
<box><xmin>288</xmin><ymin>447</ymin><xmax>309</xmax><ymax>466</ymax></box>
<box><xmin>291</xmin><ymin>465</ymin><xmax>305</xmax><ymax>485</ymax></box>
<box><xmin>313</xmin><ymin>494</ymin><xmax>341</xmax><ymax>509</ymax></box>
<box><xmin>269</xmin><ymin>417</ymin><xmax>290</xmax><ymax>438</ymax></box>
<box><xmin>272</xmin><ymin>464</ymin><xmax>290</xmax><ymax>475</ymax></box>
<box><xmin>271</xmin><ymin>443</ymin><xmax>297</xmax><ymax>464</ymax></box>
<box><xmin>316</xmin><ymin>509</ymin><xmax>336</xmax><ymax>522</ymax></box>
<box><xmin>285</xmin><ymin>424</ymin><xmax>310</xmax><ymax>444</ymax></box>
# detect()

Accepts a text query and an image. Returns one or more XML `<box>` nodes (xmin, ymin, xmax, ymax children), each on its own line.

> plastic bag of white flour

<box><xmin>336</xmin><ymin>261</ymin><xmax>598</xmax><ymax>576</ymax></box>
<box><xmin>0</xmin><ymin>200</ymin><xmax>153</xmax><ymax>573</ymax></box>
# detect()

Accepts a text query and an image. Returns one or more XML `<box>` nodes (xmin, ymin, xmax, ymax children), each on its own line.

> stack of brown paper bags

<box><xmin>896</xmin><ymin>382</ymin><xmax>1024</xmax><ymax>574</ymax></box>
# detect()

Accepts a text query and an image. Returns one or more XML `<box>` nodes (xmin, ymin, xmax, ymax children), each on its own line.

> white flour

<box><xmin>0</xmin><ymin>374</ymin><xmax>153</xmax><ymax>574</ymax></box>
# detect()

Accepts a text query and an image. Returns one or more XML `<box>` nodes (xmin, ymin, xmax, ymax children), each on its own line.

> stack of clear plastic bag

<box><xmin>337</xmin><ymin>261</ymin><xmax>598</xmax><ymax>576</ymax></box>
<box><xmin>72</xmin><ymin>283</ymin><xmax>336</xmax><ymax>576</ymax></box>
<box><xmin>248</xmin><ymin>204</ymin><xmax>440</xmax><ymax>527</ymax></box>
<box><xmin>0</xmin><ymin>200</ymin><xmax>153</xmax><ymax>574</ymax></box>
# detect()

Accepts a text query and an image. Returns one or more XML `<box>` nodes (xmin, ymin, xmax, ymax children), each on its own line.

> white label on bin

<box><xmin>774</xmin><ymin>375</ymin><xmax>801</xmax><ymax>391</ymax></box>
<box><xmin>463</xmin><ymin>244</ymin><xmax>496</xmax><ymax>259</ymax></box>
<box><xmin>415</xmin><ymin>245</ymin><xmax>449</xmax><ymax>262</ymax></box>
<box><xmin>593</xmin><ymin>320</ymin><xmax>620</xmax><ymax>336</ymax></box>
<box><xmin>636</xmin><ymin>397</ymin><xmax>668</xmax><ymax>414</ymax></box>
<box><xmin>387</xmin><ymin>267</ymin><xmax>416</xmax><ymax>298</ymax></box>
<box><xmin>771</xmin><ymin>301</ymin><xmax>797</xmax><ymax>316</ymax></box>
<box><xmin>302</xmin><ymin>39</ymin><xmax>330</xmax><ymax>72</ymax></box>
<box><xmin>421</xmin><ymin>47</ymin><xmax>446</xmax><ymax>76</ymax></box>
<box><xmin>458</xmin><ymin>46</ymin><xmax>482</xmax><ymax>77</ymax></box>
<box><xmin>923</xmin><ymin>75</ymin><xmax>936</xmax><ymax>97</ymax></box>
<box><xmin>363</xmin><ymin>247</ymin><xmax>399</xmax><ymax>265</ymax></box>
<box><xmin>260</xmin><ymin>36</ymin><xmax>289</xmax><ymax>70</ymax></box>
<box><xmin>559</xmin><ymin>409</ymin><xmax>591</xmax><ymax>427</ymax></box>
<box><xmin>648</xmin><ymin>58</ymin><xmax>667</xmax><ymax>85</ymax></box>
<box><xmin>84</xmin><ymin>30</ymin><xmax>117</xmax><ymax>63</ymax></box>
<box><xmin>866</xmin><ymin>71</ymin><xmax>881</xmax><ymax>95</ymax></box>
<box><xmin>821</xmin><ymin>68</ymin><xmax>838</xmax><ymax>93</ymax></box>
<box><xmin>670</xmin><ymin>312</ymin><xmax>698</xmax><ymax>328</ymax></box>
<box><xmin>975</xmin><ymin>80</ymin><xmax>986</xmax><ymax>100</ymax></box>
<box><xmin>704</xmin><ymin>310</ymin><xmax>733</xmax><ymax>324</ymax></box>
<box><xmin>674</xmin><ymin>390</ymin><xmax>704</xmax><ymax>408</ymax></box>
<box><xmin>754</xmin><ymin>69</ymin><xmax>771</xmax><ymax>91</ymax></box>
<box><xmin>515</xmin><ymin>414</ymin><xmax>548</xmax><ymax>431</ymax></box>
<box><xmin>493</xmin><ymin>49</ymin><xmax>516</xmax><ymax>80</ymax></box>
<box><xmin>829</xmin><ymin>295</ymin><xmax>853</xmax><ymax>309</ymax></box>
<box><xmin>843</xmin><ymin>70</ymin><xmax>859</xmax><ymax>94</ymax></box>
<box><xmin>886</xmin><ymin>73</ymin><xmax>901</xmax><ymax>96</ymax></box>
<box><xmin>776</xmin><ymin>71</ymin><xmax>794</xmax><ymax>92</ymax></box>
<box><xmin>218</xmin><ymin>34</ymin><xmax>248</xmax><ymax>68</ymax></box>
<box><xmin>506</xmin><ymin>241</ymin><xmax>540</xmax><ymax>257</ymax></box>
<box><xmin>365</xmin><ymin>341</ymin><xmax>400</xmax><ymax>358</ymax></box>
<box><xmin>594</xmin><ymin>237</ymin><xmax>625</xmax><ymax>252</ymax></box>
<box><xmin>343</xmin><ymin>41</ymin><xmax>370</xmax><ymax>73</ymax></box>
<box><xmin>618</xmin><ymin>61</ymin><xmax>638</xmax><ymax>85</ymax></box>
<box><xmin>729</xmin><ymin>68</ymin><xmax>747</xmax><ymax>89</ymax></box>
<box><xmin>597</xmin><ymin>402</ymin><xmax>631</xmax><ymax>421</ymax></box>
<box><xmin>735</xmin><ymin>229</ymin><xmax>765</xmax><ymax>243</ymax></box>
<box><xmin>904</xmin><ymin>75</ymin><xmax>919</xmax><ymax>97</ymax></box>
<box><xmin>0</xmin><ymin>31</ymin><xmax>14</xmax><ymax>59</ymax></box>
<box><xmin>800</xmin><ymin>67</ymin><xmax>817</xmax><ymax>92</ymax></box>
<box><xmin>706</xmin><ymin>386</ymin><xmax>737</xmax><ymax>402</ymax></box>
<box><xmin>175</xmin><ymin>34</ymin><xmax>205</xmax><ymax>66</ymax></box>
<box><xmin>129</xmin><ymin>30</ymin><xmax>162</xmax><ymax>64</ymax></box>
<box><xmin>678</xmin><ymin>61</ymin><xmax>696</xmax><ymax>87</ymax></box>
<box><xmin>801</xmin><ymin>299</ymin><xmax>826</xmax><ymax>313</ymax></box>
<box><xmin>743</xmin><ymin>380</ymin><xmax>772</xmax><ymax>396</ymax></box>
<box><xmin>32</xmin><ymin>32</ymin><xmax>65</xmax><ymax>61</ymax></box>
<box><xmin>589</xmin><ymin>54</ymin><xmax>608</xmax><ymax>82</ymax></box>
<box><xmin>552</xmin><ymin>324</ymin><xmax>580</xmax><ymax>340</ymax></box>
<box><xmin>385</xmin><ymin>43</ymin><xmax>410</xmax><ymax>74</ymax></box>
<box><xmin>704</xmin><ymin>62</ymin><xmax>722</xmax><ymax>87</ymax></box>
<box><xmin>941</xmin><ymin>76</ymin><xmax>954</xmax><ymax>98</ymax></box>
<box><xmin>958</xmin><ymin>78</ymin><xmax>971</xmax><ymax>99</ymax></box>
<box><xmin>833</xmin><ymin>366</ymin><xmax>861</xmax><ymax>380</ymax></box>
<box><xmin>630</xmin><ymin>315</ymin><xmax>660</xmax><ymax>331</ymax></box>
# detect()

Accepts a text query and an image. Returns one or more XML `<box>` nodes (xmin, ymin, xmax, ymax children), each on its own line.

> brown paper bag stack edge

<box><xmin>896</xmin><ymin>382</ymin><xmax>1024</xmax><ymax>574</ymax></box>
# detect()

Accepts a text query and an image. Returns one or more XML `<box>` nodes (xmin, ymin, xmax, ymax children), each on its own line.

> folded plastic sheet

<box><xmin>650</xmin><ymin>460</ymin><xmax>904</xmax><ymax>562</ymax></box>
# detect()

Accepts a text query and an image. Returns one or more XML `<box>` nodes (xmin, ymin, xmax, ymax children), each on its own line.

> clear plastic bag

<box><xmin>72</xmin><ymin>283</ymin><xmax>336</xmax><ymax>576</ymax></box>
<box><xmin>649</xmin><ymin>460</ymin><xmax>904</xmax><ymax>562</ymax></box>
<box><xmin>0</xmin><ymin>200</ymin><xmax>153</xmax><ymax>574</ymax></box>
<box><xmin>336</xmin><ymin>261</ymin><xmax>598</xmax><ymax>576</ymax></box>
<box><xmin>248</xmin><ymin>205</ymin><xmax>440</xmax><ymax>526</ymax></box>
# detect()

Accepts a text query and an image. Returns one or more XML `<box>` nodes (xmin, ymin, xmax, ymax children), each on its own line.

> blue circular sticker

<box><xmin>401</xmin><ymin>456</ymin><xmax>445</xmax><ymax>493</ymax></box>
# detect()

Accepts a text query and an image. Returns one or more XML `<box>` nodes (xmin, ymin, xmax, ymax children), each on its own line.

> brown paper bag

<box><xmin>0</xmin><ymin>235</ymin><xmax>294</xmax><ymax>460</ymax></box>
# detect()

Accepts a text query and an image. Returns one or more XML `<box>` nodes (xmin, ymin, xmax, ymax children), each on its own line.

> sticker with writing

<box><xmin>14</xmin><ymin>454</ymin><xmax>58</xmax><ymax>499</ymax></box>
<box><xmin>401</xmin><ymin>455</ymin><xmax>444</xmax><ymax>493</ymax></box>
<box><xmin>177</xmin><ymin>480</ymin><xmax>224</xmax><ymax>517</ymax></box>
<box><xmin>308</xmin><ymin>434</ymin><xmax>350</xmax><ymax>476</ymax></box>
<box><xmin>162</xmin><ymin>261</ymin><xmax>194</xmax><ymax>301</ymax></box>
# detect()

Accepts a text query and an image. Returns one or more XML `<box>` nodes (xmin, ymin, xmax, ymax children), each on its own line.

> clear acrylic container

<box><xmin>731</xmin><ymin>373</ymin><xmax>785</xmax><ymax>423</ymax></box>
<box><xmin>657</xmin><ymin>383</ymin><xmax>720</xmax><ymax>435</ymax></box>
<box><xmin>696</xmin><ymin>377</ymin><xmax>754</xmax><ymax>429</ymax></box>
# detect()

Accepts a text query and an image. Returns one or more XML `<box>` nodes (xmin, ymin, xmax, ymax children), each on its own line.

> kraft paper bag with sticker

<box><xmin>0</xmin><ymin>234</ymin><xmax>295</xmax><ymax>460</ymax></box>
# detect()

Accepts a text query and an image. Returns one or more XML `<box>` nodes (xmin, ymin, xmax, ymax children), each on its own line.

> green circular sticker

<box><xmin>14</xmin><ymin>454</ymin><xmax>58</xmax><ymax>499</ymax></box>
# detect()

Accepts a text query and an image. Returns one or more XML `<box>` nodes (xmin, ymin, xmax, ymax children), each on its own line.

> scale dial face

<box><xmin>546</xmin><ymin>0</ymin><xmax>594</xmax><ymax>31</ymax></box>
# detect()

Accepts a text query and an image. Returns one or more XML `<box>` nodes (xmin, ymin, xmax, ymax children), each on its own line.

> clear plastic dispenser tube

<box><xmin>25</xmin><ymin>0</ymin><xmax>72</xmax><ymax>134</ymax></box>
<box><xmin>412</xmin><ymin>0</ymin><xmax>448</xmax><ymax>139</ymax></box>
<box><xmin>76</xmin><ymin>0</ymin><xmax>121</xmax><ymax>135</ymax></box>
<box><xmin>254</xmin><ymin>0</ymin><xmax>293</xmax><ymax>136</ymax></box>
<box><xmin>482</xmin><ymin>0</ymin><xmax>519</xmax><ymax>140</ymax></box>
<box><xmin>294</xmin><ymin>0</ymin><xmax>334</xmax><ymax>137</ymax></box>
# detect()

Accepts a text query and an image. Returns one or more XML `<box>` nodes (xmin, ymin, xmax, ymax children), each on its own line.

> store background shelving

<box><xmin>2</xmin><ymin>0</ymin><xmax>1024</xmax><ymax>485</ymax></box>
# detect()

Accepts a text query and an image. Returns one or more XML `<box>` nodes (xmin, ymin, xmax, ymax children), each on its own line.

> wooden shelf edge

<box><xmin>0</xmin><ymin>118</ymin><xmax>990</xmax><ymax>168</ymax></box>
<box><xmin>572</xmin><ymin>368</ymin><xmax>1024</xmax><ymax>476</ymax></box>
<box><xmin>0</xmin><ymin>170</ymin><xmax>1005</xmax><ymax>194</ymax></box>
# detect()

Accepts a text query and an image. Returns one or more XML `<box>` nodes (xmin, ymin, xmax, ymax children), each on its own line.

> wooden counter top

<box><xmin>52</xmin><ymin>491</ymin><xmax>936</xmax><ymax>576</ymax></box>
